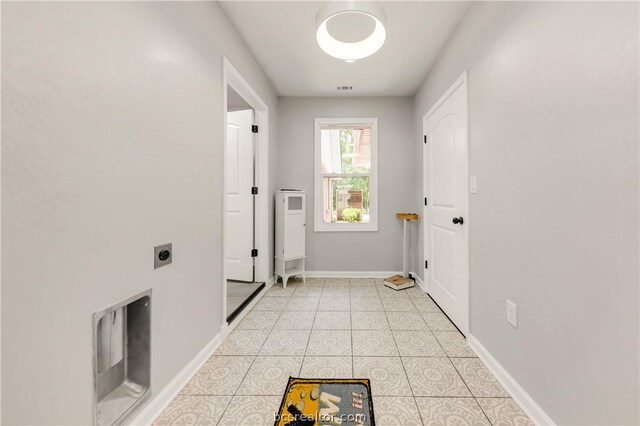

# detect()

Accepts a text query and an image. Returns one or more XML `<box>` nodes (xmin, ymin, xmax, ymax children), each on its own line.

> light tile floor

<box><xmin>155</xmin><ymin>278</ymin><xmax>533</xmax><ymax>426</ymax></box>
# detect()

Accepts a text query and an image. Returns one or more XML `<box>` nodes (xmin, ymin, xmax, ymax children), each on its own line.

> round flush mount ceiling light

<box><xmin>316</xmin><ymin>2</ymin><xmax>386</xmax><ymax>63</ymax></box>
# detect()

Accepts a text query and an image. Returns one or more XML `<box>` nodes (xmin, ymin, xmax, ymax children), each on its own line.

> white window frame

<box><xmin>314</xmin><ymin>117</ymin><xmax>378</xmax><ymax>232</ymax></box>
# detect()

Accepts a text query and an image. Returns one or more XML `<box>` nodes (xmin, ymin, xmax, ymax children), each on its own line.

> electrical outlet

<box><xmin>506</xmin><ymin>300</ymin><xmax>518</xmax><ymax>328</ymax></box>
<box><xmin>154</xmin><ymin>243</ymin><xmax>172</xmax><ymax>269</ymax></box>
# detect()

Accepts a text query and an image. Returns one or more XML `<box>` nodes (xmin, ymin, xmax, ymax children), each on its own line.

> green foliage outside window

<box><xmin>341</xmin><ymin>208</ymin><xmax>363</xmax><ymax>223</ymax></box>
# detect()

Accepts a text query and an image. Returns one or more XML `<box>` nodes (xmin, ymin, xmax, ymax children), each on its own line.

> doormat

<box><xmin>275</xmin><ymin>377</ymin><xmax>375</xmax><ymax>426</ymax></box>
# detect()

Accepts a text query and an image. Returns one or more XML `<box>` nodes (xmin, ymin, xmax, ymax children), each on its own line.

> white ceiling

<box><xmin>219</xmin><ymin>1</ymin><xmax>470</xmax><ymax>97</ymax></box>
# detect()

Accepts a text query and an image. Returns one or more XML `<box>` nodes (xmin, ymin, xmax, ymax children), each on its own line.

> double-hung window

<box><xmin>314</xmin><ymin>118</ymin><xmax>378</xmax><ymax>232</ymax></box>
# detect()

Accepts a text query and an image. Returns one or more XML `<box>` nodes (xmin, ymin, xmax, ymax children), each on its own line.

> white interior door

<box><xmin>423</xmin><ymin>73</ymin><xmax>469</xmax><ymax>334</ymax></box>
<box><xmin>225</xmin><ymin>109</ymin><xmax>254</xmax><ymax>282</ymax></box>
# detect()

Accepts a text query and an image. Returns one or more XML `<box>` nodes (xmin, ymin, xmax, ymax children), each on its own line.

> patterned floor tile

<box><xmin>377</xmin><ymin>286</ymin><xmax>411</xmax><ymax>298</ymax></box>
<box><xmin>392</xmin><ymin>330</ymin><xmax>446</xmax><ymax>357</ymax></box>
<box><xmin>351</xmin><ymin>287</ymin><xmax>380</xmax><ymax>298</ymax></box>
<box><xmin>303</xmin><ymin>278</ymin><xmax>325</xmax><ymax>286</ymax></box>
<box><xmin>350</xmin><ymin>278</ymin><xmax>376</xmax><ymax>287</ymax></box>
<box><xmin>313</xmin><ymin>311</ymin><xmax>351</xmax><ymax>330</ymax></box>
<box><xmin>323</xmin><ymin>278</ymin><xmax>350</xmax><ymax>287</ymax></box>
<box><xmin>292</xmin><ymin>286</ymin><xmax>323</xmax><ymax>298</ymax></box>
<box><xmin>259</xmin><ymin>329</ymin><xmax>310</xmax><ymax>356</ymax></box>
<box><xmin>351</xmin><ymin>297</ymin><xmax>384</xmax><ymax>311</ymax></box>
<box><xmin>318</xmin><ymin>297</ymin><xmax>350</xmax><ymax>311</ymax></box>
<box><xmin>434</xmin><ymin>331</ymin><xmax>475</xmax><ymax>357</ymax></box>
<box><xmin>415</xmin><ymin>397</ymin><xmax>490</xmax><ymax>425</ymax></box>
<box><xmin>353</xmin><ymin>357</ymin><xmax>412</xmax><ymax>396</ymax></box>
<box><xmin>422</xmin><ymin>312</ymin><xmax>457</xmax><ymax>331</ymax></box>
<box><xmin>300</xmin><ymin>356</ymin><xmax>353</xmax><ymax>378</ymax></box>
<box><xmin>218</xmin><ymin>395</ymin><xmax>281</xmax><ymax>426</ymax></box>
<box><xmin>412</xmin><ymin>297</ymin><xmax>442</xmax><ymax>313</ymax></box>
<box><xmin>274</xmin><ymin>310</ymin><xmax>315</xmax><ymax>329</ymax></box>
<box><xmin>322</xmin><ymin>287</ymin><xmax>352</xmax><ymax>298</ymax></box>
<box><xmin>266</xmin><ymin>285</ymin><xmax>296</xmax><ymax>298</ymax></box>
<box><xmin>402</xmin><ymin>357</ymin><xmax>471</xmax><ymax>397</ymax></box>
<box><xmin>253</xmin><ymin>297</ymin><xmax>289</xmax><ymax>311</ymax></box>
<box><xmin>352</xmin><ymin>330</ymin><xmax>399</xmax><ymax>356</ymax></box>
<box><xmin>154</xmin><ymin>395</ymin><xmax>231</xmax><ymax>426</ymax></box>
<box><xmin>306</xmin><ymin>330</ymin><xmax>352</xmax><ymax>356</ymax></box>
<box><xmin>381</xmin><ymin>297</ymin><xmax>418</xmax><ymax>312</ymax></box>
<box><xmin>236</xmin><ymin>356</ymin><xmax>302</xmax><ymax>396</ymax></box>
<box><xmin>450</xmin><ymin>358</ymin><xmax>509</xmax><ymax>397</ymax></box>
<box><xmin>159</xmin><ymin>280</ymin><xmax>537</xmax><ymax>426</ymax></box>
<box><xmin>386</xmin><ymin>312</ymin><xmax>430</xmax><ymax>331</ymax></box>
<box><xmin>285</xmin><ymin>297</ymin><xmax>320</xmax><ymax>311</ymax></box>
<box><xmin>476</xmin><ymin>398</ymin><xmax>534</xmax><ymax>426</ymax></box>
<box><xmin>236</xmin><ymin>310</ymin><xmax>281</xmax><ymax>330</ymax></box>
<box><xmin>215</xmin><ymin>330</ymin><xmax>269</xmax><ymax>355</ymax></box>
<box><xmin>373</xmin><ymin>396</ymin><xmax>422</xmax><ymax>426</ymax></box>
<box><xmin>181</xmin><ymin>356</ymin><xmax>254</xmax><ymax>395</ymax></box>
<box><xmin>351</xmin><ymin>311</ymin><xmax>390</xmax><ymax>330</ymax></box>
<box><xmin>404</xmin><ymin>287</ymin><xmax>431</xmax><ymax>298</ymax></box>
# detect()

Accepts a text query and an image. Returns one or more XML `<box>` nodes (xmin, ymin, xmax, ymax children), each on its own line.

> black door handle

<box><xmin>452</xmin><ymin>217</ymin><xmax>464</xmax><ymax>225</ymax></box>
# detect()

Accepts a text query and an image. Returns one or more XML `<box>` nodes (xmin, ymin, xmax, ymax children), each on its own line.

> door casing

<box><xmin>222</xmin><ymin>58</ymin><xmax>269</xmax><ymax>324</ymax></box>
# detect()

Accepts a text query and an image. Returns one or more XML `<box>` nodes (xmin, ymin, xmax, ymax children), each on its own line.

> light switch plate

<box><xmin>154</xmin><ymin>243</ymin><xmax>172</xmax><ymax>269</ymax></box>
<box><xmin>506</xmin><ymin>300</ymin><xmax>518</xmax><ymax>328</ymax></box>
<box><xmin>470</xmin><ymin>176</ymin><xmax>478</xmax><ymax>194</ymax></box>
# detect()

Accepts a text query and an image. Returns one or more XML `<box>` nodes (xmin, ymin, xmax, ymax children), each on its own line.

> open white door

<box><xmin>225</xmin><ymin>109</ymin><xmax>255</xmax><ymax>282</ymax></box>
<box><xmin>423</xmin><ymin>73</ymin><xmax>469</xmax><ymax>334</ymax></box>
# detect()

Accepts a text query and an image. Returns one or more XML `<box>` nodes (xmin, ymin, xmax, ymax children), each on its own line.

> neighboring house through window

<box><xmin>314</xmin><ymin>118</ymin><xmax>378</xmax><ymax>232</ymax></box>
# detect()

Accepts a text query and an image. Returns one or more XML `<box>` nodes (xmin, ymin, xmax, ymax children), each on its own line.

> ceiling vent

<box><xmin>337</xmin><ymin>86</ymin><xmax>353</xmax><ymax>91</ymax></box>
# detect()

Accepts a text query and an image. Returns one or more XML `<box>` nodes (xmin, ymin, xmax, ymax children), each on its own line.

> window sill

<box><xmin>314</xmin><ymin>223</ymin><xmax>378</xmax><ymax>232</ymax></box>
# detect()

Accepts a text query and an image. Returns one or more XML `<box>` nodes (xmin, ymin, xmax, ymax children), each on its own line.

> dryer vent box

<box><xmin>93</xmin><ymin>289</ymin><xmax>151</xmax><ymax>425</ymax></box>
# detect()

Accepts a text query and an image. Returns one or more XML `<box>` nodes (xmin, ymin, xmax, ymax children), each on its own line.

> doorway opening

<box><xmin>223</xmin><ymin>59</ymin><xmax>269</xmax><ymax>324</ymax></box>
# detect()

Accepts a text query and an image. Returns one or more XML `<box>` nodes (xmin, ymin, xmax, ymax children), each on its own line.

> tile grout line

<box><xmin>417</xmin><ymin>289</ymin><xmax>497</xmax><ymax>424</ymax></box>
<box><xmin>407</xmin><ymin>287</ymin><xmax>489</xmax><ymax>424</ymax></box>
<box><xmin>215</xmin><ymin>290</ymin><xmax>291</xmax><ymax>425</ymax></box>
<box><xmin>387</xmin><ymin>298</ymin><xmax>426</xmax><ymax>426</ymax></box>
<box><xmin>448</xmin><ymin>357</ymin><xmax>494</xmax><ymax>425</ymax></box>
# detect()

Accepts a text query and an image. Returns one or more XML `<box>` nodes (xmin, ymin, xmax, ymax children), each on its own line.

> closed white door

<box><xmin>225</xmin><ymin>109</ymin><xmax>254</xmax><ymax>282</ymax></box>
<box><xmin>423</xmin><ymin>73</ymin><xmax>469</xmax><ymax>334</ymax></box>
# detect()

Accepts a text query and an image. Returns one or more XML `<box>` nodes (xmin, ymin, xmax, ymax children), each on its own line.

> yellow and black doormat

<box><xmin>275</xmin><ymin>377</ymin><xmax>375</xmax><ymax>426</ymax></box>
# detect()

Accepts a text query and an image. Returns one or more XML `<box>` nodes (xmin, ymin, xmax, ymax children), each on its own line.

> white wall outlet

<box><xmin>470</xmin><ymin>176</ymin><xmax>478</xmax><ymax>194</ymax></box>
<box><xmin>506</xmin><ymin>300</ymin><xmax>518</xmax><ymax>328</ymax></box>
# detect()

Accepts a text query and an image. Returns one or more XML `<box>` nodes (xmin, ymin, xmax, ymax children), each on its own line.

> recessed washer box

<box><xmin>93</xmin><ymin>289</ymin><xmax>151</xmax><ymax>425</ymax></box>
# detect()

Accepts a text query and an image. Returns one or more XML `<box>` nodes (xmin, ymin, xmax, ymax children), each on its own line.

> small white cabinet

<box><xmin>275</xmin><ymin>191</ymin><xmax>306</xmax><ymax>288</ymax></box>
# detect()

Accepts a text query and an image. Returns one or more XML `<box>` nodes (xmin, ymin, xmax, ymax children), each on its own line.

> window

<box><xmin>314</xmin><ymin>118</ymin><xmax>378</xmax><ymax>232</ymax></box>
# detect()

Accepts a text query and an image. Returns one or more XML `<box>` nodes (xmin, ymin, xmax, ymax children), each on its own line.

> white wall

<box><xmin>1</xmin><ymin>2</ymin><xmax>277</xmax><ymax>424</ymax></box>
<box><xmin>413</xmin><ymin>2</ymin><xmax>639</xmax><ymax>424</ymax></box>
<box><xmin>277</xmin><ymin>97</ymin><xmax>415</xmax><ymax>273</ymax></box>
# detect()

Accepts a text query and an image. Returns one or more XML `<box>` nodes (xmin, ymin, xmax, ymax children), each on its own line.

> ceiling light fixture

<box><xmin>316</xmin><ymin>2</ymin><xmax>386</xmax><ymax>63</ymax></box>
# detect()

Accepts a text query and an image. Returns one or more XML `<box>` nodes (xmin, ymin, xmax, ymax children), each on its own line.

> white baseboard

<box><xmin>129</xmin><ymin>276</ymin><xmax>275</xmax><ymax>425</ymax></box>
<box><xmin>467</xmin><ymin>335</ymin><xmax>555</xmax><ymax>426</ymax></box>
<box><xmin>410</xmin><ymin>272</ymin><xmax>426</xmax><ymax>292</ymax></box>
<box><xmin>129</xmin><ymin>324</ymin><xmax>228</xmax><ymax>425</ymax></box>
<box><xmin>306</xmin><ymin>271</ymin><xmax>402</xmax><ymax>278</ymax></box>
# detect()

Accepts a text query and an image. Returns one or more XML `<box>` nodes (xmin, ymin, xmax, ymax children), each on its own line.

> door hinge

<box><xmin>251</xmin><ymin>186</ymin><xmax>258</xmax><ymax>195</ymax></box>
<box><xmin>252</xmin><ymin>125</ymin><xmax>259</xmax><ymax>133</ymax></box>
<box><xmin>425</xmin><ymin>260</ymin><xmax>428</xmax><ymax>269</ymax></box>
<box><xmin>424</xmin><ymin>197</ymin><xmax>428</xmax><ymax>206</ymax></box>
<box><xmin>424</xmin><ymin>135</ymin><xmax>427</xmax><ymax>144</ymax></box>
<box><xmin>251</xmin><ymin>249</ymin><xmax>258</xmax><ymax>257</ymax></box>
